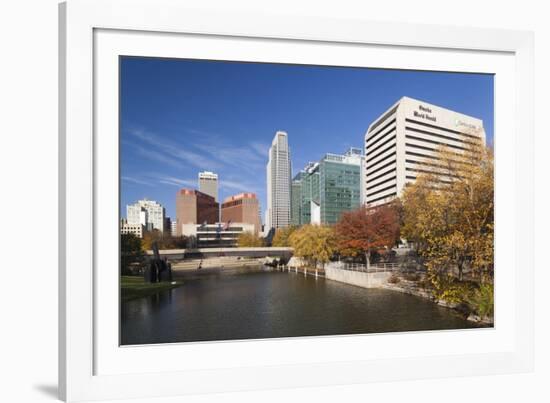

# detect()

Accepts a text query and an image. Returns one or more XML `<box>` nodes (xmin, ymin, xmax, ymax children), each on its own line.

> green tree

<box><xmin>120</xmin><ymin>233</ymin><xmax>144</xmax><ymax>275</ymax></box>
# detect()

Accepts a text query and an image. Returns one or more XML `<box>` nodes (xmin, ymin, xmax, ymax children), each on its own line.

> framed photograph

<box><xmin>59</xmin><ymin>0</ymin><xmax>534</xmax><ymax>401</ymax></box>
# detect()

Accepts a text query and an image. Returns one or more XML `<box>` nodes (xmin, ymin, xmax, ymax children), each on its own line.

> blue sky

<box><xmin>120</xmin><ymin>57</ymin><xmax>494</xmax><ymax>222</ymax></box>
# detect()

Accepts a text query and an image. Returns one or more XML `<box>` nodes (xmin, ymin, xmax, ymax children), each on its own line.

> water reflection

<box><xmin>121</xmin><ymin>271</ymin><xmax>479</xmax><ymax>345</ymax></box>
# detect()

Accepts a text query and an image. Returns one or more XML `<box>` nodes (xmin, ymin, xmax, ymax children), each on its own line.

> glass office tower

<box><xmin>291</xmin><ymin>148</ymin><xmax>364</xmax><ymax>226</ymax></box>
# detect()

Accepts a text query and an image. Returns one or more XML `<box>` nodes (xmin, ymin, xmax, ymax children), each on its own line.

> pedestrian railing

<box><xmin>329</xmin><ymin>262</ymin><xmax>424</xmax><ymax>273</ymax></box>
<box><xmin>341</xmin><ymin>263</ymin><xmax>398</xmax><ymax>272</ymax></box>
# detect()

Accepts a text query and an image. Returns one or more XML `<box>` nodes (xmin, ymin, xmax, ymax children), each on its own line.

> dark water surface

<box><xmin>121</xmin><ymin>271</ymin><xmax>479</xmax><ymax>345</ymax></box>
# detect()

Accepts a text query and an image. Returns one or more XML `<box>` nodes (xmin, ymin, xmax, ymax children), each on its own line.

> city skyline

<box><xmin>120</xmin><ymin>57</ymin><xmax>494</xmax><ymax>221</ymax></box>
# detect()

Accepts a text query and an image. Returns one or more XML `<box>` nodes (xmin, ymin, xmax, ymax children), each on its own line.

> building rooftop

<box><xmin>198</xmin><ymin>171</ymin><xmax>218</xmax><ymax>178</ymax></box>
<box><xmin>367</xmin><ymin>95</ymin><xmax>485</xmax><ymax>135</ymax></box>
<box><xmin>222</xmin><ymin>193</ymin><xmax>257</xmax><ymax>203</ymax></box>
<box><xmin>178</xmin><ymin>188</ymin><xmax>216</xmax><ymax>200</ymax></box>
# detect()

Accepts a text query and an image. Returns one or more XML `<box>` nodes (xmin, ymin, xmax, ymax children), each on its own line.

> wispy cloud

<box><xmin>193</xmin><ymin>142</ymin><xmax>264</xmax><ymax>170</ymax></box>
<box><xmin>185</xmin><ymin>130</ymin><xmax>267</xmax><ymax>173</ymax></box>
<box><xmin>122</xmin><ymin>176</ymin><xmax>155</xmax><ymax>186</ymax></box>
<box><xmin>126</xmin><ymin>141</ymin><xmax>187</xmax><ymax>169</ymax></box>
<box><xmin>129</xmin><ymin>128</ymin><xmax>221</xmax><ymax>170</ymax></box>
<box><xmin>125</xmin><ymin>126</ymin><xmax>269</xmax><ymax>194</ymax></box>
<box><xmin>249</xmin><ymin>141</ymin><xmax>269</xmax><ymax>158</ymax></box>
<box><xmin>220</xmin><ymin>179</ymin><xmax>255</xmax><ymax>192</ymax></box>
<box><xmin>157</xmin><ymin>176</ymin><xmax>196</xmax><ymax>188</ymax></box>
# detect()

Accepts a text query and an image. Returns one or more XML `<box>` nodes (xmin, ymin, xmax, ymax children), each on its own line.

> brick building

<box><xmin>221</xmin><ymin>193</ymin><xmax>261</xmax><ymax>235</ymax></box>
<box><xmin>175</xmin><ymin>189</ymin><xmax>219</xmax><ymax>236</ymax></box>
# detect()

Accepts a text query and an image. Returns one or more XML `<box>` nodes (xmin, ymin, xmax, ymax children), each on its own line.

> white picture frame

<box><xmin>59</xmin><ymin>0</ymin><xmax>534</xmax><ymax>401</ymax></box>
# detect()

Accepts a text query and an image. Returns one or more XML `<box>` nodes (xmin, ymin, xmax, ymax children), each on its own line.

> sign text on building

<box><xmin>413</xmin><ymin>104</ymin><xmax>437</xmax><ymax>122</ymax></box>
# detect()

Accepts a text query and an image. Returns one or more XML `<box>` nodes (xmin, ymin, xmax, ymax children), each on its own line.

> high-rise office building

<box><xmin>266</xmin><ymin>131</ymin><xmax>292</xmax><ymax>230</ymax></box>
<box><xmin>198</xmin><ymin>171</ymin><xmax>219</xmax><ymax>202</ymax></box>
<box><xmin>290</xmin><ymin>171</ymin><xmax>306</xmax><ymax>226</ymax></box>
<box><xmin>126</xmin><ymin>199</ymin><xmax>166</xmax><ymax>233</ymax></box>
<box><xmin>220</xmin><ymin>193</ymin><xmax>262</xmax><ymax>235</ymax></box>
<box><xmin>163</xmin><ymin>217</ymin><xmax>172</xmax><ymax>237</ymax></box>
<box><xmin>171</xmin><ymin>220</ymin><xmax>177</xmax><ymax>237</ymax></box>
<box><xmin>291</xmin><ymin>148</ymin><xmax>364</xmax><ymax>225</ymax></box>
<box><xmin>364</xmin><ymin>96</ymin><xmax>486</xmax><ymax>206</ymax></box>
<box><xmin>175</xmin><ymin>189</ymin><xmax>219</xmax><ymax>236</ymax></box>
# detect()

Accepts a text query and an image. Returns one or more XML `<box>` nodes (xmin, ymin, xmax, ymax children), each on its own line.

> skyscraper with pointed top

<box><xmin>266</xmin><ymin>131</ymin><xmax>291</xmax><ymax>230</ymax></box>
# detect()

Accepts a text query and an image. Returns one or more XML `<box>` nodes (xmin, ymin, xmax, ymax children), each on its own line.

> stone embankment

<box><xmin>382</xmin><ymin>276</ymin><xmax>493</xmax><ymax>326</ymax></box>
<box><xmin>322</xmin><ymin>263</ymin><xmax>493</xmax><ymax>326</ymax></box>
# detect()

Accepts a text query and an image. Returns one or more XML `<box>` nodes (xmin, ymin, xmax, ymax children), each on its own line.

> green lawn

<box><xmin>121</xmin><ymin>275</ymin><xmax>183</xmax><ymax>302</ymax></box>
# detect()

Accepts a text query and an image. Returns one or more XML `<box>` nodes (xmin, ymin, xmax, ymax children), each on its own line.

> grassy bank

<box><xmin>121</xmin><ymin>275</ymin><xmax>183</xmax><ymax>302</ymax></box>
<box><xmin>384</xmin><ymin>273</ymin><xmax>494</xmax><ymax>325</ymax></box>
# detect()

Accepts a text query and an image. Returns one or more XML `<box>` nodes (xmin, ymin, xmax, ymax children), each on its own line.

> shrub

<box><xmin>419</xmin><ymin>277</ymin><xmax>432</xmax><ymax>290</ymax></box>
<box><xmin>438</xmin><ymin>286</ymin><xmax>464</xmax><ymax>304</ymax></box>
<box><xmin>466</xmin><ymin>283</ymin><xmax>494</xmax><ymax>319</ymax></box>
<box><xmin>387</xmin><ymin>274</ymin><xmax>400</xmax><ymax>284</ymax></box>
<box><xmin>428</xmin><ymin>272</ymin><xmax>476</xmax><ymax>304</ymax></box>
<box><xmin>403</xmin><ymin>272</ymin><xmax>421</xmax><ymax>282</ymax></box>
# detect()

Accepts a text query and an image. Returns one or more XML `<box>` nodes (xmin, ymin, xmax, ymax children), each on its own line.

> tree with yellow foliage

<box><xmin>141</xmin><ymin>229</ymin><xmax>163</xmax><ymax>251</ymax></box>
<box><xmin>288</xmin><ymin>224</ymin><xmax>337</xmax><ymax>269</ymax></box>
<box><xmin>401</xmin><ymin>142</ymin><xmax>494</xmax><ymax>282</ymax></box>
<box><xmin>272</xmin><ymin>226</ymin><xmax>298</xmax><ymax>247</ymax></box>
<box><xmin>237</xmin><ymin>232</ymin><xmax>264</xmax><ymax>247</ymax></box>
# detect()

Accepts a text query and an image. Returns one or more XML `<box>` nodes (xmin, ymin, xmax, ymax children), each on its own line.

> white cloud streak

<box><xmin>157</xmin><ymin>176</ymin><xmax>197</xmax><ymax>188</ymax></box>
<box><xmin>121</xmin><ymin>176</ymin><xmax>155</xmax><ymax>186</ymax></box>
<box><xmin>125</xmin><ymin>127</ymin><xmax>270</xmax><ymax>194</ymax></box>
<box><xmin>130</xmin><ymin>128</ymin><xmax>221</xmax><ymax>170</ymax></box>
<box><xmin>249</xmin><ymin>141</ymin><xmax>269</xmax><ymax>158</ymax></box>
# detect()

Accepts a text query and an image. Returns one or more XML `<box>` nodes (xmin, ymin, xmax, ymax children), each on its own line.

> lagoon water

<box><xmin>121</xmin><ymin>270</ymin><xmax>479</xmax><ymax>345</ymax></box>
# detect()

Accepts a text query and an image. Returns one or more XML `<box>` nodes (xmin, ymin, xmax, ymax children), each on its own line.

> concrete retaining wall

<box><xmin>324</xmin><ymin>267</ymin><xmax>392</xmax><ymax>288</ymax></box>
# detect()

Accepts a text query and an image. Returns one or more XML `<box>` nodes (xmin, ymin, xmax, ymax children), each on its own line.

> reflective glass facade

<box><xmin>291</xmin><ymin>149</ymin><xmax>363</xmax><ymax>225</ymax></box>
<box><xmin>319</xmin><ymin>160</ymin><xmax>361</xmax><ymax>224</ymax></box>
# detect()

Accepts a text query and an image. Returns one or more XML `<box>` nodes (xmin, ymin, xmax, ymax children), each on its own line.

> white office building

<box><xmin>364</xmin><ymin>96</ymin><xmax>486</xmax><ymax>206</ymax></box>
<box><xmin>120</xmin><ymin>221</ymin><xmax>145</xmax><ymax>238</ymax></box>
<box><xmin>266</xmin><ymin>131</ymin><xmax>292</xmax><ymax>229</ymax></box>
<box><xmin>126</xmin><ymin>199</ymin><xmax>166</xmax><ymax>233</ymax></box>
<box><xmin>181</xmin><ymin>222</ymin><xmax>255</xmax><ymax>248</ymax></box>
<box><xmin>198</xmin><ymin>171</ymin><xmax>219</xmax><ymax>202</ymax></box>
<box><xmin>171</xmin><ymin>221</ymin><xmax>178</xmax><ymax>237</ymax></box>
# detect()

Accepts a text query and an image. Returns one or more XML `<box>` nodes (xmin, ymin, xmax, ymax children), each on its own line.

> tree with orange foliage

<box><xmin>334</xmin><ymin>204</ymin><xmax>400</xmax><ymax>269</ymax></box>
